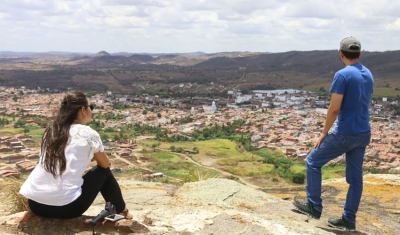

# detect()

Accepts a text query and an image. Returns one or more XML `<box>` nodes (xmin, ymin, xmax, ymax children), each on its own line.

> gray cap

<box><xmin>340</xmin><ymin>37</ymin><xmax>361</xmax><ymax>52</ymax></box>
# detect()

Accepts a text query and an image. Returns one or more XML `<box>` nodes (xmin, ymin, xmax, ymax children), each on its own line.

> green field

<box><xmin>289</xmin><ymin>164</ymin><xmax>306</xmax><ymax>174</ymax></box>
<box><xmin>150</xmin><ymin>160</ymin><xmax>220</xmax><ymax>182</ymax></box>
<box><xmin>321</xmin><ymin>165</ymin><xmax>346</xmax><ymax>180</ymax></box>
<box><xmin>305</xmin><ymin>84</ymin><xmax>400</xmax><ymax>98</ymax></box>
<box><xmin>225</xmin><ymin>163</ymin><xmax>274</xmax><ymax>176</ymax></box>
<box><xmin>150</xmin><ymin>152</ymin><xmax>181</xmax><ymax>163</ymax></box>
<box><xmin>290</xmin><ymin>164</ymin><xmax>346</xmax><ymax>180</ymax></box>
<box><xmin>143</xmin><ymin>148</ymin><xmax>220</xmax><ymax>182</ymax></box>
<box><xmin>371</xmin><ymin>87</ymin><xmax>400</xmax><ymax>97</ymax></box>
<box><xmin>0</xmin><ymin>125</ymin><xmax>45</xmax><ymax>136</ymax></box>
<box><xmin>143</xmin><ymin>139</ymin><xmax>262</xmax><ymax>160</ymax></box>
<box><xmin>143</xmin><ymin>139</ymin><xmax>278</xmax><ymax>178</ymax></box>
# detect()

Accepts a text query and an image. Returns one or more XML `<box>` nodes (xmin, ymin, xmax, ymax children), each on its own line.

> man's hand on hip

<box><xmin>315</xmin><ymin>132</ymin><xmax>328</xmax><ymax>149</ymax></box>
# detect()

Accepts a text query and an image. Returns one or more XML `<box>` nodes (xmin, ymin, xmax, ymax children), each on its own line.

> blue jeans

<box><xmin>306</xmin><ymin>131</ymin><xmax>371</xmax><ymax>223</ymax></box>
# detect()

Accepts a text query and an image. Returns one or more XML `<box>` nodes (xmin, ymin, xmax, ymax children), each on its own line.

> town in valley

<box><xmin>1</xmin><ymin>85</ymin><xmax>399</xmax><ymax>186</ymax></box>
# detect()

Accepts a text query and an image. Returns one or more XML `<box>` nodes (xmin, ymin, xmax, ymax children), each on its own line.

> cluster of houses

<box><xmin>0</xmin><ymin>136</ymin><xmax>26</xmax><ymax>154</ymax></box>
<box><xmin>0</xmin><ymin>87</ymin><xmax>399</xmax><ymax>175</ymax></box>
<box><xmin>0</xmin><ymin>134</ymin><xmax>39</xmax><ymax>178</ymax></box>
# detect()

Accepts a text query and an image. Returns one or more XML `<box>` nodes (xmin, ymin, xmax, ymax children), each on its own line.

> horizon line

<box><xmin>1</xmin><ymin>49</ymin><xmax>399</xmax><ymax>55</ymax></box>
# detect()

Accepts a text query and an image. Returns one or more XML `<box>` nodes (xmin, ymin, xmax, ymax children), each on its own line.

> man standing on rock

<box><xmin>293</xmin><ymin>37</ymin><xmax>374</xmax><ymax>231</ymax></box>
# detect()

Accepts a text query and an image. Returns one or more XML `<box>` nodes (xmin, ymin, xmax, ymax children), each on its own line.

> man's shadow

<box><xmin>291</xmin><ymin>209</ymin><xmax>368</xmax><ymax>235</ymax></box>
<box><xmin>317</xmin><ymin>227</ymin><xmax>368</xmax><ymax>235</ymax></box>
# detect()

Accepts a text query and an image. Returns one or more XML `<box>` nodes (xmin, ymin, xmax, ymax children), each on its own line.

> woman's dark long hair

<box><xmin>41</xmin><ymin>91</ymin><xmax>89</xmax><ymax>178</ymax></box>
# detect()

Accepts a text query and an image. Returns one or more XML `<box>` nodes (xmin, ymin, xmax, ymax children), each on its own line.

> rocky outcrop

<box><xmin>0</xmin><ymin>175</ymin><xmax>399</xmax><ymax>234</ymax></box>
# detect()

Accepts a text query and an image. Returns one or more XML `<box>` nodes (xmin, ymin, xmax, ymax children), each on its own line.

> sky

<box><xmin>0</xmin><ymin>0</ymin><xmax>399</xmax><ymax>53</ymax></box>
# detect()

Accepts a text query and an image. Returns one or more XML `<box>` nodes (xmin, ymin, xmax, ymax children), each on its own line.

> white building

<box><xmin>235</xmin><ymin>95</ymin><xmax>252</xmax><ymax>104</ymax></box>
<box><xmin>290</xmin><ymin>96</ymin><xmax>306</xmax><ymax>102</ymax></box>
<box><xmin>315</xmin><ymin>108</ymin><xmax>328</xmax><ymax>115</ymax></box>
<box><xmin>255</xmin><ymin>93</ymin><xmax>264</xmax><ymax>99</ymax></box>
<box><xmin>251</xmin><ymin>135</ymin><xmax>262</xmax><ymax>142</ymax></box>
<box><xmin>281</xmin><ymin>141</ymin><xmax>295</xmax><ymax>146</ymax></box>
<box><xmin>275</xmin><ymin>96</ymin><xmax>286</xmax><ymax>102</ymax></box>
<box><xmin>203</xmin><ymin>101</ymin><xmax>217</xmax><ymax>114</ymax></box>
<box><xmin>261</xmin><ymin>102</ymin><xmax>271</xmax><ymax>108</ymax></box>
<box><xmin>389</xmin><ymin>123</ymin><xmax>398</xmax><ymax>130</ymax></box>
<box><xmin>158</xmin><ymin>118</ymin><xmax>170</xmax><ymax>124</ymax></box>
<box><xmin>211</xmin><ymin>101</ymin><xmax>217</xmax><ymax>112</ymax></box>
<box><xmin>293</xmin><ymin>105</ymin><xmax>304</xmax><ymax>110</ymax></box>
<box><xmin>280</xmin><ymin>103</ymin><xmax>290</xmax><ymax>108</ymax></box>
<box><xmin>227</xmin><ymin>104</ymin><xmax>239</xmax><ymax>109</ymax></box>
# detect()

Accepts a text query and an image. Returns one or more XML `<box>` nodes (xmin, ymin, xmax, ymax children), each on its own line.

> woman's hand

<box><xmin>92</xmin><ymin>151</ymin><xmax>110</xmax><ymax>168</ymax></box>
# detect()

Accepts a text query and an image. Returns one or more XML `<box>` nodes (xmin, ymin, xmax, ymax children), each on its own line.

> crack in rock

<box><xmin>143</xmin><ymin>195</ymin><xmax>164</xmax><ymax>205</ymax></box>
<box><xmin>223</xmin><ymin>189</ymin><xmax>241</xmax><ymax>202</ymax></box>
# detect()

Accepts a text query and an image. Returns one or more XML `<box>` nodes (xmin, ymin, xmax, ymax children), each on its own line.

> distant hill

<box><xmin>193</xmin><ymin>50</ymin><xmax>400</xmax><ymax>77</ymax></box>
<box><xmin>95</xmin><ymin>51</ymin><xmax>111</xmax><ymax>57</ymax></box>
<box><xmin>155</xmin><ymin>54</ymin><xmax>179</xmax><ymax>60</ymax></box>
<box><xmin>0</xmin><ymin>51</ymin><xmax>36</xmax><ymax>56</ymax></box>
<box><xmin>129</xmin><ymin>54</ymin><xmax>155</xmax><ymax>62</ymax></box>
<box><xmin>78</xmin><ymin>55</ymin><xmax>137</xmax><ymax>67</ymax></box>
<box><xmin>1</xmin><ymin>49</ymin><xmax>400</xmax><ymax>94</ymax></box>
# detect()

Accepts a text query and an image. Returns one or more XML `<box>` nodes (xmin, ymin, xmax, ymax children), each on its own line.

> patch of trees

<box><xmin>255</xmin><ymin>148</ymin><xmax>305</xmax><ymax>184</ymax></box>
<box><xmin>87</xmin><ymin>118</ymin><xmax>105</xmax><ymax>131</ymax></box>
<box><xmin>0</xmin><ymin>117</ymin><xmax>10</xmax><ymax>126</ymax></box>
<box><xmin>165</xmin><ymin>76</ymin><xmax>216</xmax><ymax>84</ymax></box>
<box><xmin>132</xmin><ymin>123</ymin><xmax>164</xmax><ymax>136</ymax></box>
<box><xmin>170</xmin><ymin>116</ymin><xmax>193</xmax><ymax>124</ymax></box>
<box><xmin>14</xmin><ymin>119</ymin><xmax>26</xmax><ymax>128</ymax></box>
<box><xmin>170</xmin><ymin>145</ymin><xmax>199</xmax><ymax>154</ymax></box>
<box><xmin>112</xmin><ymin>102</ymin><xmax>129</xmax><ymax>110</ymax></box>
<box><xmin>154</xmin><ymin>119</ymin><xmax>255</xmax><ymax>150</ymax></box>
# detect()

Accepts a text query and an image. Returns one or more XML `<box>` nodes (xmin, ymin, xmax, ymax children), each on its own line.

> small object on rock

<box><xmin>111</xmin><ymin>168</ymin><xmax>123</xmax><ymax>173</ymax></box>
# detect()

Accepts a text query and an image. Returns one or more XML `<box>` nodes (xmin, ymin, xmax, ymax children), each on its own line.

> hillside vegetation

<box><xmin>1</xmin><ymin>50</ymin><xmax>400</xmax><ymax>96</ymax></box>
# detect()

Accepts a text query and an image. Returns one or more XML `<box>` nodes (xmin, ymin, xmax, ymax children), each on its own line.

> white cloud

<box><xmin>0</xmin><ymin>0</ymin><xmax>399</xmax><ymax>53</ymax></box>
<box><xmin>385</xmin><ymin>19</ymin><xmax>400</xmax><ymax>31</ymax></box>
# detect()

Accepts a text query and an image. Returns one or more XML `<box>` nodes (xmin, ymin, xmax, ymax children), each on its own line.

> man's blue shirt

<box><xmin>330</xmin><ymin>63</ymin><xmax>374</xmax><ymax>134</ymax></box>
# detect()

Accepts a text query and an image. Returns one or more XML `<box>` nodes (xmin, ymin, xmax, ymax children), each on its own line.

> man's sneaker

<box><xmin>292</xmin><ymin>200</ymin><xmax>321</xmax><ymax>220</ymax></box>
<box><xmin>328</xmin><ymin>216</ymin><xmax>356</xmax><ymax>231</ymax></box>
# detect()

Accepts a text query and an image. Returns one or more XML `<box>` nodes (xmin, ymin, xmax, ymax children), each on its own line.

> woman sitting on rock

<box><xmin>19</xmin><ymin>91</ymin><xmax>132</xmax><ymax>220</ymax></box>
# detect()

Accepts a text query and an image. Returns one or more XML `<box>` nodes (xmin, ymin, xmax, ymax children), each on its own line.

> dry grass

<box><xmin>189</xmin><ymin>169</ymin><xmax>220</xmax><ymax>182</ymax></box>
<box><xmin>0</xmin><ymin>177</ymin><xmax>29</xmax><ymax>214</ymax></box>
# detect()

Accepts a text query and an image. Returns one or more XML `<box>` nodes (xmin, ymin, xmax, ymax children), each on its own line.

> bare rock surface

<box><xmin>1</xmin><ymin>175</ymin><xmax>399</xmax><ymax>234</ymax></box>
